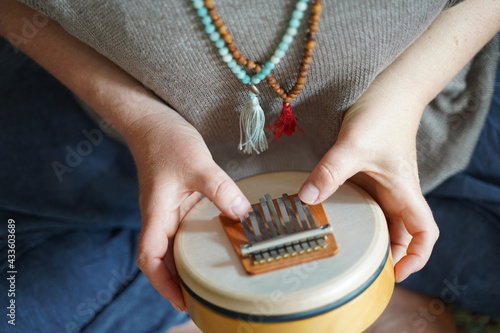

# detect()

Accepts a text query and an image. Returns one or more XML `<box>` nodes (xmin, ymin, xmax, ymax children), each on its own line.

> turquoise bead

<box><xmin>251</xmin><ymin>76</ymin><xmax>261</xmax><ymax>84</ymax></box>
<box><xmin>237</xmin><ymin>70</ymin><xmax>247</xmax><ymax>80</ymax></box>
<box><xmin>222</xmin><ymin>54</ymin><xmax>233</xmax><ymax>62</ymax></box>
<box><xmin>232</xmin><ymin>65</ymin><xmax>242</xmax><ymax>74</ymax></box>
<box><xmin>274</xmin><ymin>49</ymin><xmax>285</xmax><ymax>59</ymax></box>
<box><xmin>242</xmin><ymin>76</ymin><xmax>251</xmax><ymax>84</ymax></box>
<box><xmin>289</xmin><ymin>18</ymin><xmax>300</xmax><ymax>28</ymax></box>
<box><xmin>215</xmin><ymin>39</ymin><xmax>225</xmax><ymax>48</ymax></box>
<box><xmin>193</xmin><ymin>0</ymin><xmax>204</xmax><ymax>9</ymax></box>
<box><xmin>278</xmin><ymin>41</ymin><xmax>289</xmax><ymax>51</ymax></box>
<box><xmin>292</xmin><ymin>10</ymin><xmax>304</xmax><ymax>20</ymax></box>
<box><xmin>261</xmin><ymin>67</ymin><xmax>272</xmax><ymax>76</ymax></box>
<box><xmin>264</xmin><ymin>61</ymin><xmax>275</xmax><ymax>71</ymax></box>
<box><xmin>201</xmin><ymin>16</ymin><xmax>212</xmax><ymax>25</ymax></box>
<box><xmin>218</xmin><ymin>47</ymin><xmax>229</xmax><ymax>56</ymax></box>
<box><xmin>227</xmin><ymin>59</ymin><xmax>237</xmax><ymax>68</ymax></box>
<box><xmin>256</xmin><ymin>72</ymin><xmax>266</xmax><ymax>81</ymax></box>
<box><xmin>197</xmin><ymin>7</ymin><xmax>208</xmax><ymax>17</ymax></box>
<box><xmin>296</xmin><ymin>1</ymin><xmax>308</xmax><ymax>11</ymax></box>
<box><xmin>205</xmin><ymin>24</ymin><xmax>216</xmax><ymax>34</ymax></box>
<box><xmin>283</xmin><ymin>35</ymin><xmax>293</xmax><ymax>44</ymax></box>
<box><xmin>287</xmin><ymin>27</ymin><xmax>298</xmax><ymax>36</ymax></box>
<box><xmin>209</xmin><ymin>32</ymin><xmax>221</xmax><ymax>41</ymax></box>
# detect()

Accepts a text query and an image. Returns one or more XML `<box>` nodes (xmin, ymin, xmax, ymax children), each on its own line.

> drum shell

<box><xmin>181</xmin><ymin>256</ymin><xmax>394</xmax><ymax>333</ymax></box>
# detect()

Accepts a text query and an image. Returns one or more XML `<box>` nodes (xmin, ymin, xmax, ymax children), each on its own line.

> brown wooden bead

<box><xmin>219</xmin><ymin>24</ymin><xmax>228</xmax><ymax>34</ymax></box>
<box><xmin>310</xmin><ymin>23</ymin><xmax>319</xmax><ymax>33</ymax></box>
<box><xmin>246</xmin><ymin>59</ymin><xmax>256</xmax><ymax>70</ymax></box>
<box><xmin>290</xmin><ymin>86</ymin><xmax>302</xmax><ymax>95</ymax></box>
<box><xmin>272</xmin><ymin>82</ymin><xmax>282</xmax><ymax>91</ymax></box>
<box><xmin>208</xmin><ymin>8</ymin><xmax>219</xmax><ymax>20</ymax></box>
<box><xmin>299</xmin><ymin>68</ymin><xmax>308</xmax><ymax>77</ymax></box>
<box><xmin>305</xmin><ymin>49</ymin><xmax>315</xmax><ymax>58</ymax></box>
<box><xmin>302</xmin><ymin>56</ymin><xmax>312</xmax><ymax>65</ymax></box>
<box><xmin>312</xmin><ymin>3</ymin><xmax>322</xmax><ymax>13</ymax></box>
<box><xmin>213</xmin><ymin>18</ymin><xmax>224</xmax><ymax>28</ymax></box>
<box><xmin>204</xmin><ymin>0</ymin><xmax>215</xmax><ymax>9</ymax></box>
<box><xmin>232</xmin><ymin>49</ymin><xmax>241</xmax><ymax>59</ymax></box>
<box><xmin>222</xmin><ymin>34</ymin><xmax>233</xmax><ymax>44</ymax></box>
<box><xmin>267</xmin><ymin>77</ymin><xmax>277</xmax><ymax>85</ymax></box>
<box><xmin>297</xmin><ymin>77</ymin><xmax>307</xmax><ymax>85</ymax></box>
<box><xmin>227</xmin><ymin>42</ymin><xmax>237</xmax><ymax>52</ymax></box>
<box><xmin>254</xmin><ymin>64</ymin><xmax>262</xmax><ymax>73</ymax></box>
<box><xmin>284</xmin><ymin>97</ymin><xmax>292</xmax><ymax>103</ymax></box>
<box><xmin>293</xmin><ymin>84</ymin><xmax>304</xmax><ymax>91</ymax></box>
<box><xmin>311</xmin><ymin>13</ymin><xmax>321</xmax><ymax>23</ymax></box>
<box><xmin>238</xmin><ymin>54</ymin><xmax>247</xmax><ymax>65</ymax></box>
<box><xmin>305</xmin><ymin>40</ymin><xmax>316</xmax><ymax>50</ymax></box>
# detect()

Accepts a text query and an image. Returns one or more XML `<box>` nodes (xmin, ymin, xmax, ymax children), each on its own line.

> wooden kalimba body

<box><xmin>174</xmin><ymin>172</ymin><xmax>394</xmax><ymax>333</ymax></box>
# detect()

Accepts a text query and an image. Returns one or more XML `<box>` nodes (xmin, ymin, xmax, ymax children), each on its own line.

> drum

<box><xmin>174</xmin><ymin>171</ymin><xmax>394</xmax><ymax>333</ymax></box>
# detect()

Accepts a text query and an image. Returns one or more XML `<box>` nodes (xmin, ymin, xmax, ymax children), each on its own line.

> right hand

<box><xmin>123</xmin><ymin>108</ymin><xmax>251</xmax><ymax>311</ymax></box>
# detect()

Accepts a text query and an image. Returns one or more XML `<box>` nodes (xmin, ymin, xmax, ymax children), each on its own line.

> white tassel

<box><xmin>238</xmin><ymin>92</ymin><xmax>268</xmax><ymax>154</ymax></box>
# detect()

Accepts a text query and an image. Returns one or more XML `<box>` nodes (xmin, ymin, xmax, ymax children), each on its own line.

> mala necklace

<box><xmin>193</xmin><ymin>0</ymin><xmax>323</xmax><ymax>154</ymax></box>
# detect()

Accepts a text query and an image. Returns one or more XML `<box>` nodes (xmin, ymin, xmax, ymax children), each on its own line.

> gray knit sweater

<box><xmin>19</xmin><ymin>0</ymin><xmax>499</xmax><ymax>193</ymax></box>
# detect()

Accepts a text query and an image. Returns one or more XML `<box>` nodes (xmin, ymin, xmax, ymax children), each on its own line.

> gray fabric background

<box><xmin>18</xmin><ymin>0</ymin><xmax>500</xmax><ymax>193</ymax></box>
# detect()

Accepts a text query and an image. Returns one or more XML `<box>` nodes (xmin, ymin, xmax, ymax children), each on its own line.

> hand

<box><xmin>123</xmin><ymin>108</ymin><xmax>251</xmax><ymax>311</ymax></box>
<box><xmin>298</xmin><ymin>88</ymin><xmax>439</xmax><ymax>283</ymax></box>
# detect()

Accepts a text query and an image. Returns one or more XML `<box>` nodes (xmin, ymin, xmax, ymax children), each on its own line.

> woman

<box><xmin>0</xmin><ymin>0</ymin><xmax>498</xmax><ymax>331</ymax></box>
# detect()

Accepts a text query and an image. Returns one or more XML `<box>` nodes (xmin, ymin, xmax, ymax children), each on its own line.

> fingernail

<box><xmin>299</xmin><ymin>183</ymin><xmax>320</xmax><ymax>204</ymax></box>
<box><xmin>230</xmin><ymin>196</ymin><xmax>251</xmax><ymax>218</ymax></box>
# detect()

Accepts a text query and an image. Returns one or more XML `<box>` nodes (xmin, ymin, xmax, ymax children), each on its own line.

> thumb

<box><xmin>193</xmin><ymin>163</ymin><xmax>251</xmax><ymax>220</ymax></box>
<box><xmin>299</xmin><ymin>144</ymin><xmax>360</xmax><ymax>205</ymax></box>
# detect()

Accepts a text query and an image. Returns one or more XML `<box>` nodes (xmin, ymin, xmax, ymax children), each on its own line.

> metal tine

<box><xmin>254</xmin><ymin>252</ymin><xmax>265</xmax><ymax>264</ymax></box>
<box><xmin>293</xmin><ymin>241</ymin><xmax>305</xmax><ymax>254</ymax></box>
<box><xmin>294</xmin><ymin>197</ymin><xmax>310</xmax><ymax>230</ymax></box>
<box><xmin>276</xmin><ymin>198</ymin><xmax>304</xmax><ymax>257</ymax></box>
<box><xmin>261</xmin><ymin>250</ymin><xmax>272</xmax><ymax>262</ymax></box>
<box><xmin>294</xmin><ymin>197</ymin><xmax>318</xmax><ymax>250</ymax></box>
<box><xmin>302</xmin><ymin>204</ymin><xmax>327</xmax><ymax>248</ymax></box>
<box><xmin>282</xmin><ymin>194</ymin><xmax>302</xmax><ymax>232</ymax></box>
<box><xmin>265</xmin><ymin>194</ymin><xmax>286</xmax><ymax>235</ymax></box>
<box><xmin>241</xmin><ymin>216</ymin><xmax>255</xmax><ymax>243</ymax></box>
<box><xmin>302</xmin><ymin>204</ymin><xmax>318</xmax><ymax>228</ymax></box>
<box><xmin>259</xmin><ymin>198</ymin><xmax>278</xmax><ymax>238</ymax></box>
<box><xmin>253</xmin><ymin>205</ymin><xmax>270</xmax><ymax>240</ymax></box>
<box><xmin>277</xmin><ymin>198</ymin><xmax>293</xmax><ymax>233</ymax></box>
<box><xmin>277</xmin><ymin>246</ymin><xmax>288</xmax><ymax>258</ymax></box>
<box><xmin>248</xmin><ymin>212</ymin><xmax>262</xmax><ymax>242</ymax></box>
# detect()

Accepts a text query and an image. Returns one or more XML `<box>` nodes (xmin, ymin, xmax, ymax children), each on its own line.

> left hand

<box><xmin>298</xmin><ymin>87</ymin><xmax>439</xmax><ymax>283</ymax></box>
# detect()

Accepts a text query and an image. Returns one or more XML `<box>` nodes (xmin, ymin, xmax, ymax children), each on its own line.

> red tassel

<box><xmin>268</xmin><ymin>102</ymin><xmax>304</xmax><ymax>140</ymax></box>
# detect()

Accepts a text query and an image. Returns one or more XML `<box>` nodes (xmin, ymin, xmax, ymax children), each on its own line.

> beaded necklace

<box><xmin>193</xmin><ymin>0</ymin><xmax>323</xmax><ymax>154</ymax></box>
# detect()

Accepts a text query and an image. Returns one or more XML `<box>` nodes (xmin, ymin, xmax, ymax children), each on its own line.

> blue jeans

<box><xmin>401</xmin><ymin>61</ymin><xmax>500</xmax><ymax>317</ymax></box>
<box><xmin>0</xmin><ymin>39</ymin><xmax>188</xmax><ymax>332</ymax></box>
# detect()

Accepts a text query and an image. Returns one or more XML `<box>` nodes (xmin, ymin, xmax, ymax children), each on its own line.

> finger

<box><xmin>393</xmin><ymin>195</ymin><xmax>439</xmax><ymax>282</ymax></box>
<box><xmin>299</xmin><ymin>144</ymin><xmax>360</xmax><ymax>205</ymax></box>
<box><xmin>179</xmin><ymin>191</ymin><xmax>203</xmax><ymax>220</ymax></box>
<box><xmin>137</xmin><ymin>190</ymin><xmax>187</xmax><ymax>311</ymax></box>
<box><xmin>387</xmin><ymin>216</ymin><xmax>412</xmax><ymax>265</ymax></box>
<box><xmin>193</xmin><ymin>163</ymin><xmax>251</xmax><ymax>220</ymax></box>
